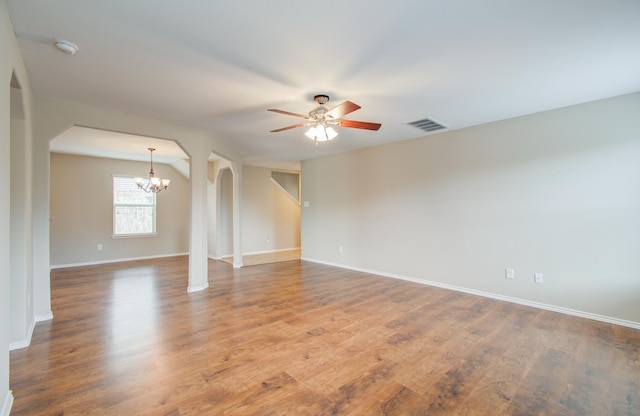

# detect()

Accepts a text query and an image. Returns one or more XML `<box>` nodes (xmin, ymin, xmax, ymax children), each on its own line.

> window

<box><xmin>113</xmin><ymin>175</ymin><xmax>156</xmax><ymax>236</ymax></box>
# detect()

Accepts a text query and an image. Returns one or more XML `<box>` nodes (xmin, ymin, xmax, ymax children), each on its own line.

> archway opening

<box><xmin>48</xmin><ymin>126</ymin><xmax>190</xmax><ymax>269</ymax></box>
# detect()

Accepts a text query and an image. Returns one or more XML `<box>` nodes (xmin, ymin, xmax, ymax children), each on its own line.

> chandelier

<box><xmin>134</xmin><ymin>148</ymin><xmax>170</xmax><ymax>193</ymax></box>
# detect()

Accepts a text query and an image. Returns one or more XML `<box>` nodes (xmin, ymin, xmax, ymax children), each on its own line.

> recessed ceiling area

<box><xmin>7</xmin><ymin>1</ymin><xmax>640</xmax><ymax>165</ymax></box>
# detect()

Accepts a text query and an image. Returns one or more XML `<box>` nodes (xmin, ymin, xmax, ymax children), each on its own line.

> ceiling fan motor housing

<box><xmin>313</xmin><ymin>94</ymin><xmax>330</xmax><ymax>105</ymax></box>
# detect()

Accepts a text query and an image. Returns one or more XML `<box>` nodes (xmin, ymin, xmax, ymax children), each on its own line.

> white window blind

<box><xmin>113</xmin><ymin>176</ymin><xmax>156</xmax><ymax>236</ymax></box>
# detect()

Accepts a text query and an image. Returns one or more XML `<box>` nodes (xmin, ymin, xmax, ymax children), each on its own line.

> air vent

<box><xmin>407</xmin><ymin>117</ymin><xmax>448</xmax><ymax>133</ymax></box>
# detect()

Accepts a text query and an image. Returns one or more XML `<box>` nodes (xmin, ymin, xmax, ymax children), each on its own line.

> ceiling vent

<box><xmin>407</xmin><ymin>117</ymin><xmax>448</xmax><ymax>133</ymax></box>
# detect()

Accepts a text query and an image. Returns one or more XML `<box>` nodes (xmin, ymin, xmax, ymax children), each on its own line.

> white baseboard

<box><xmin>9</xmin><ymin>340</ymin><xmax>30</xmax><ymax>351</ymax></box>
<box><xmin>35</xmin><ymin>311</ymin><xmax>54</xmax><ymax>322</ymax></box>
<box><xmin>1</xmin><ymin>390</ymin><xmax>13</xmax><ymax>416</ymax></box>
<box><xmin>9</xmin><ymin>318</ymin><xmax>36</xmax><ymax>351</ymax></box>
<box><xmin>302</xmin><ymin>257</ymin><xmax>640</xmax><ymax>330</ymax></box>
<box><xmin>187</xmin><ymin>282</ymin><xmax>209</xmax><ymax>293</ymax></box>
<box><xmin>9</xmin><ymin>310</ymin><xmax>54</xmax><ymax>351</ymax></box>
<box><xmin>50</xmin><ymin>252</ymin><xmax>189</xmax><ymax>269</ymax></box>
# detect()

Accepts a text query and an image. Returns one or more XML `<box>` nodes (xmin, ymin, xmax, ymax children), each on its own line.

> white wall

<box><xmin>302</xmin><ymin>92</ymin><xmax>640</xmax><ymax>326</ymax></box>
<box><xmin>218</xmin><ymin>168</ymin><xmax>234</xmax><ymax>257</ymax></box>
<box><xmin>50</xmin><ymin>153</ymin><xmax>191</xmax><ymax>267</ymax></box>
<box><xmin>10</xmin><ymin>115</ymin><xmax>33</xmax><ymax>348</ymax></box>
<box><xmin>0</xmin><ymin>57</ymin><xmax>11</xmax><ymax>416</ymax></box>
<box><xmin>206</xmin><ymin>161</ymin><xmax>218</xmax><ymax>258</ymax></box>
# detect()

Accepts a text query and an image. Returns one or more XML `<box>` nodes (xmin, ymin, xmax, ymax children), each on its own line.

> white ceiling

<box><xmin>7</xmin><ymin>1</ymin><xmax>640</xmax><ymax>167</ymax></box>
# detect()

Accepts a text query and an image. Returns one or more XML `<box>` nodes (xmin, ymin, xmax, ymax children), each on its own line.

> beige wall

<box><xmin>49</xmin><ymin>156</ymin><xmax>300</xmax><ymax>265</ymax></box>
<box><xmin>302</xmin><ymin>92</ymin><xmax>640</xmax><ymax>326</ymax></box>
<box><xmin>50</xmin><ymin>153</ymin><xmax>191</xmax><ymax>267</ymax></box>
<box><xmin>241</xmin><ymin>165</ymin><xmax>301</xmax><ymax>254</ymax></box>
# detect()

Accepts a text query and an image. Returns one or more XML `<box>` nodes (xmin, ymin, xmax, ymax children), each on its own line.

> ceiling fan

<box><xmin>268</xmin><ymin>95</ymin><xmax>381</xmax><ymax>143</ymax></box>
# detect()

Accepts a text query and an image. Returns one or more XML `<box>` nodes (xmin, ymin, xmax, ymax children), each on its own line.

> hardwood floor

<box><xmin>10</xmin><ymin>256</ymin><xmax>640</xmax><ymax>415</ymax></box>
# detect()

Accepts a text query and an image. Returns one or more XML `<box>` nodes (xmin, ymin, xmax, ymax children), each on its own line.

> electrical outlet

<box><xmin>97</xmin><ymin>244</ymin><xmax>103</xmax><ymax>251</ymax></box>
<box><xmin>338</xmin><ymin>245</ymin><xmax>344</xmax><ymax>254</ymax></box>
<box><xmin>505</xmin><ymin>268</ymin><xmax>515</xmax><ymax>279</ymax></box>
<box><xmin>265</xmin><ymin>235</ymin><xmax>270</xmax><ymax>244</ymax></box>
<box><xmin>534</xmin><ymin>272</ymin><xmax>544</xmax><ymax>283</ymax></box>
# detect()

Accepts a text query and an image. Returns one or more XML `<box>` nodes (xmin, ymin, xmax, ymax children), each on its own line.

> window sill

<box><xmin>111</xmin><ymin>233</ymin><xmax>158</xmax><ymax>239</ymax></box>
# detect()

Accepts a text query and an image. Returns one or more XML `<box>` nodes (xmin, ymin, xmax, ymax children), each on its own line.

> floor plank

<box><xmin>10</xmin><ymin>256</ymin><xmax>640</xmax><ymax>415</ymax></box>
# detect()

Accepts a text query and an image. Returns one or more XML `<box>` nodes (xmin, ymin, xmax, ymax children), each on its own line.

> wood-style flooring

<box><xmin>10</xmin><ymin>256</ymin><xmax>640</xmax><ymax>415</ymax></box>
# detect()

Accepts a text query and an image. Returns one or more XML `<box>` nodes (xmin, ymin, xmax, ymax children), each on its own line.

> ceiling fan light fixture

<box><xmin>305</xmin><ymin>125</ymin><xmax>337</xmax><ymax>142</ymax></box>
<box><xmin>268</xmin><ymin>94</ymin><xmax>380</xmax><ymax>141</ymax></box>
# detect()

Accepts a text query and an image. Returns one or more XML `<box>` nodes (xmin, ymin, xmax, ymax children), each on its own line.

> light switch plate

<box><xmin>505</xmin><ymin>268</ymin><xmax>515</xmax><ymax>279</ymax></box>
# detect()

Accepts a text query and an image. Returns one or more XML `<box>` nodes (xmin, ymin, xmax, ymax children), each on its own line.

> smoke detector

<box><xmin>55</xmin><ymin>40</ymin><xmax>78</xmax><ymax>55</ymax></box>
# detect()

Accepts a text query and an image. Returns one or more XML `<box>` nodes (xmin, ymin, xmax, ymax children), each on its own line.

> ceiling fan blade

<box><xmin>270</xmin><ymin>123</ymin><xmax>307</xmax><ymax>133</ymax></box>
<box><xmin>267</xmin><ymin>109</ymin><xmax>309</xmax><ymax>119</ymax></box>
<box><xmin>338</xmin><ymin>120</ymin><xmax>382</xmax><ymax>131</ymax></box>
<box><xmin>326</xmin><ymin>101</ymin><xmax>361</xmax><ymax>119</ymax></box>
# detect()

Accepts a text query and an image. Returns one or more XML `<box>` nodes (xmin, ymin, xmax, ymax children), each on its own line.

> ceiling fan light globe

<box><xmin>325</xmin><ymin>127</ymin><xmax>338</xmax><ymax>141</ymax></box>
<box><xmin>305</xmin><ymin>126</ymin><xmax>318</xmax><ymax>140</ymax></box>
